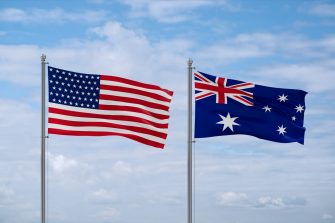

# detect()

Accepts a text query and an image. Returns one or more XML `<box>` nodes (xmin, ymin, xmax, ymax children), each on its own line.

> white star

<box><xmin>292</xmin><ymin>116</ymin><xmax>296</xmax><ymax>121</ymax></box>
<box><xmin>216</xmin><ymin>113</ymin><xmax>240</xmax><ymax>132</ymax></box>
<box><xmin>277</xmin><ymin>125</ymin><xmax>287</xmax><ymax>135</ymax></box>
<box><xmin>262</xmin><ymin>105</ymin><xmax>272</xmax><ymax>112</ymax></box>
<box><xmin>295</xmin><ymin>104</ymin><xmax>304</xmax><ymax>113</ymax></box>
<box><xmin>56</xmin><ymin>70</ymin><xmax>59</xmax><ymax>73</ymax></box>
<box><xmin>49</xmin><ymin>68</ymin><xmax>53</xmax><ymax>71</ymax></box>
<box><xmin>278</xmin><ymin>94</ymin><xmax>288</xmax><ymax>102</ymax></box>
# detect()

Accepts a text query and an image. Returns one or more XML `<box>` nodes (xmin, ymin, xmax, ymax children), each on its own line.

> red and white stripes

<box><xmin>48</xmin><ymin>74</ymin><xmax>173</xmax><ymax>149</ymax></box>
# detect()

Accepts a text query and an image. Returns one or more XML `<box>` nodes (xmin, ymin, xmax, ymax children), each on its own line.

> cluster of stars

<box><xmin>48</xmin><ymin>67</ymin><xmax>101</xmax><ymax>109</ymax></box>
<box><xmin>217</xmin><ymin>93</ymin><xmax>305</xmax><ymax>137</ymax></box>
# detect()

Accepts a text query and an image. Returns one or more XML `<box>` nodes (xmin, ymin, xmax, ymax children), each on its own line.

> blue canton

<box><xmin>48</xmin><ymin>66</ymin><xmax>101</xmax><ymax>109</ymax></box>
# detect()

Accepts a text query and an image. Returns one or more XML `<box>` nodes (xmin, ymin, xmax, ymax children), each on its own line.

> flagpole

<box><xmin>41</xmin><ymin>54</ymin><xmax>47</xmax><ymax>223</ymax></box>
<box><xmin>187</xmin><ymin>59</ymin><xmax>193</xmax><ymax>223</ymax></box>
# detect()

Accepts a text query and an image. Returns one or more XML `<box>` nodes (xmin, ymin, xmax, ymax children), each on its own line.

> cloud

<box><xmin>0</xmin><ymin>8</ymin><xmax>108</xmax><ymax>23</ymax></box>
<box><xmin>255</xmin><ymin>196</ymin><xmax>307</xmax><ymax>209</ymax></box>
<box><xmin>0</xmin><ymin>45</ymin><xmax>41</xmax><ymax>86</ymax></box>
<box><xmin>48</xmin><ymin>153</ymin><xmax>78</xmax><ymax>173</ymax></box>
<box><xmin>250</xmin><ymin>60</ymin><xmax>335</xmax><ymax>93</ymax></box>
<box><xmin>92</xmin><ymin>188</ymin><xmax>118</xmax><ymax>201</ymax></box>
<box><xmin>308</xmin><ymin>3</ymin><xmax>335</xmax><ymax>17</ymax></box>
<box><xmin>217</xmin><ymin>192</ymin><xmax>307</xmax><ymax>209</ymax></box>
<box><xmin>217</xmin><ymin>191</ymin><xmax>248</xmax><ymax>206</ymax></box>
<box><xmin>119</xmin><ymin>0</ymin><xmax>238</xmax><ymax>23</ymax></box>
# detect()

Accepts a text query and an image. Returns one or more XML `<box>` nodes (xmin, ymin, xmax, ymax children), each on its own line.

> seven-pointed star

<box><xmin>295</xmin><ymin>104</ymin><xmax>304</xmax><ymax>113</ymax></box>
<box><xmin>262</xmin><ymin>105</ymin><xmax>272</xmax><ymax>112</ymax></box>
<box><xmin>277</xmin><ymin>125</ymin><xmax>287</xmax><ymax>135</ymax></box>
<box><xmin>278</xmin><ymin>94</ymin><xmax>288</xmax><ymax>102</ymax></box>
<box><xmin>217</xmin><ymin>113</ymin><xmax>240</xmax><ymax>132</ymax></box>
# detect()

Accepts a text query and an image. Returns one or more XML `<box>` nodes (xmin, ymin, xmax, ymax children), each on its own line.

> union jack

<box><xmin>194</xmin><ymin>71</ymin><xmax>255</xmax><ymax>106</ymax></box>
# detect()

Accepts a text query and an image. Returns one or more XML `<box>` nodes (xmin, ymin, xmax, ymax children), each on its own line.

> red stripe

<box><xmin>230</xmin><ymin>83</ymin><xmax>254</xmax><ymax>89</ymax></box>
<box><xmin>48</xmin><ymin>128</ymin><xmax>165</xmax><ymax>149</ymax></box>
<box><xmin>100</xmin><ymin>84</ymin><xmax>171</xmax><ymax>102</ymax></box>
<box><xmin>195</xmin><ymin>92</ymin><xmax>214</xmax><ymax>100</ymax></box>
<box><xmin>194</xmin><ymin>72</ymin><xmax>211</xmax><ymax>83</ymax></box>
<box><xmin>99</xmin><ymin>104</ymin><xmax>169</xmax><ymax>120</ymax></box>
<box><xmin>99</xmin><ymin>94</ymin><xmax>170</xmax><ymax>111</ymax></box>
<box><xmin>195</xmin><ymin>82</ymin><xmax>253</xmax><ymax>97</ymax></box>
<box><xmin>49</xmin><ymin>118</ymin><xmax>167</xmax><ymax>139</ymax></box>
<box><xmin>100</xmin><ymin>75</ymin><xmax>173</xmax><ymax>96</ymax></box>
<box><xmin>233</xmin><ymin>95</ymin><xmax>254</xmax><ymax>106</ymax></box>
<box><xmin>49</xmin><ymin>107</ymin><xmax>168</xmax><ymax>129</ymax></box>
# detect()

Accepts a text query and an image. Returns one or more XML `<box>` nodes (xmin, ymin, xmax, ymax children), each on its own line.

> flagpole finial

<box><xmin>188</xmin><ymin>58</ymin><xmax>193</xmax><ymax>67</ymax></box>
<box><xmin>41</xmin><ymin>54</ymin><xmax>46</xmax><ymax>62</ymax></box>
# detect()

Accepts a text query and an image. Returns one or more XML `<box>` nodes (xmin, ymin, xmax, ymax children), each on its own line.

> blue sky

<box><xmin>0</xmin><ymin>0</ymin><xmax>335</xmax><ymax>223</ymax></box>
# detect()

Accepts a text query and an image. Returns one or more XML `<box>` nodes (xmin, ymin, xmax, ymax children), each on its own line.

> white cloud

<box><xmin>120</xmin><ymin>0</ymin><xmax>238</xmax><ymax>23</ymax></box>
<box><xmin>0</xmin><ymin>8</ymin><xmax>108</xmax><ymax>23</ymax></box>
<box><xmin>217</xmin><ymin>191</ymin><xmax>248</xmax><ymax>206</ymax></box>
<box><xmin>256</xmin><ymin>196</ymin><xmax>285</xmax><ymax>208</ymax></box>
<box><xmin>308</xmin><ymin>3</ymin><xmax>335</xmax><ymax>17</ymax></box>
<box><xmin>255</xmin><ymin>196</ymin><xmax>307</xmax><ymax>209</ymax></box>
<box><xmin>217</xmin><ymin>192</ymin><xmax>307</xmax><ymax>209</ymax></box>
<box><xmin>48</xmin><ymin>153</ymin><xmax>78</xmax><ymax>173</ymax></box>
<box><xmin>0</xmin><ymin>45</ymin><xmax>41</xmax><ymax>86</ymax></box>
<box><xmin>111</xmin><ymin>161</ymin><xmax>133</xmax><ymax>175</ymax></box>
<box><xmin>250</xmin><ymin>61</ymin><xmax>335</xmax><ymax>93</ymax></box>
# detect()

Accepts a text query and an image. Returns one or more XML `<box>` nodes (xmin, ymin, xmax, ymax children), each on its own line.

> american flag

<box><xmin>48</xmin><ymin>66</ymin><xmax>173</xmax><ymax>149</ymax></box>
<box><xmin>194</xmin><ymin>71</ymin><xmax>307</xmax><ymax>144</ymax></box>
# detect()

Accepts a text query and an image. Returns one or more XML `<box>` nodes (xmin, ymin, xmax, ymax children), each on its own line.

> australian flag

<box><xmin>194</xmin><ymin>71</ymin><xmax>307</xmax><ymax>144</ymax></box>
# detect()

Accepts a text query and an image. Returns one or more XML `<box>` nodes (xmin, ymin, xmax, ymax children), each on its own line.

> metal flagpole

<box><xmin>187</xmin><ymin>59</ymin><xmax>193</xmax><ymax>223</ymax></box>
<box><xmin>41</xmin><ymin>54</ymin><xmax>47</xmax><ymax>223</ymax></box>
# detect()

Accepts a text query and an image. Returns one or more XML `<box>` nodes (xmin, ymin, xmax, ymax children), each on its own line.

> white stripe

<box><xmin>49</xmin><ymin>113</ymin><xmax>168</xmax><ymax>133</ymax></box>
<box><xmin>229</xmin><ymin>95</ymin><xmax>253</xmax><ymax>106</ymax></box>
<box><xmin>99</xmin><ymin>100</ymin><xmax>169</xmax><ymax>115</ymax></box>
<box><xmin>194</xmin><ymin>91</ymin><xmax>214</xmax><ymax>100</ymax></box>
<box><xmin>101</xmin><ymin>80</ymin><xmax>172</xmax><ymax>99</ymax></box>
<box><xmin>194</xmin><ymin>80</ymin><xmax>217</xmax><ymax>87</ymax></box>
<box><xmin>100</xmin><ymin>90</ymin><xmax>171</xmax><ymax>107</ymax></box>
<box><xmin>48</xmin><ymin>103</ymin><xmax>169</xmax><ymax>124</ymax></box>
<box><xmin>48</xmin><ymin>123</ymin><xmax>166</xmax><ymax>143</ymax></box>
<box><xmin>194</xmin><ymin>72</ymin><xmax>212</xmax><ymax>83</ymax></box>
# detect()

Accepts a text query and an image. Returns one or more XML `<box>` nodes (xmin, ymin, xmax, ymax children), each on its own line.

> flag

<box><xmin>47</xmin><ymin>66</ymin><xmax>173</xmax><ymax>149</ymax></box>
<box><xmin>194</xmin><ymin>71</ymin><xmax>307</xmax><ymax>144</ymax></box>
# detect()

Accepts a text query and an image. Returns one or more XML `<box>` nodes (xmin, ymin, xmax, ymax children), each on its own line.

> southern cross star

<box><xmin>277</xmin><ymin>125</ymin><xmax>287</xmax><ymax>135</ymax></box>
<box><xmin>278</xmin><ymin>94</ymin><xmax>288</xmax><ymax>102</ymax></box>
<box><xmin>217</xmin><ymin>113</ymin><xmax>240</xmax><ymax>132</ymax></box>
<box><xmin>262</xmin><ymin>105</ymin><xmax>272</xmax><ymax>112</ymax></box>
<box><xmin>295</xmin><ymin>104</ymin><xmax>304</xmax><ymax>113</ymax></box>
